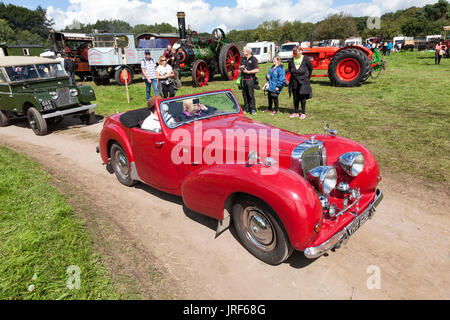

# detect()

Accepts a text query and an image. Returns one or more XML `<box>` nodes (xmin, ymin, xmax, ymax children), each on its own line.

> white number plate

<box><xmin>346</xmin><ymin>208</ymin><xmax>371</xmax><ymax>236</ymax></box>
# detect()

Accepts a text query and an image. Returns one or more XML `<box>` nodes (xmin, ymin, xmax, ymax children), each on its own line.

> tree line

<box><xmin>227</xmin><ymin>0</ymin><xmax>449</xmax><ymax>44</ymax></box>
<box><xmin>0</xmin><ymin>0</ymin><xmax>448</xmax><ymax>48</ymax></box>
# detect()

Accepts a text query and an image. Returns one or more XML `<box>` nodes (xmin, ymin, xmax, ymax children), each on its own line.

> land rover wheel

<box><xmin>81</xmin><ymin>110</ymin><xmax>95</xmax><ymax>125</ymax></box>
<box><xmin>0</xmin><ymin>110</ymin><xmax>9</xmax><ymax>127</ymax></box>
<box><xmin>232</xmin><ymin>195</ymin><xmax>293</xmax><ymax>265</ymax></box>
<box><xmin>27</xmin><ymin>107</ymin><xmax>47</xmax><ymax>135</ymax></box>
<box><xmin>110</xmin><ymin>143</ymin><xmax>137</xmax><ymax>187</ymax></box>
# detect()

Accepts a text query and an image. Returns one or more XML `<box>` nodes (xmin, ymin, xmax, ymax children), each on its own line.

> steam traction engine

<box><xmin>175</xmin><ymin>12</ymin><xmax>241</xmax><ymax>87</ymax></box>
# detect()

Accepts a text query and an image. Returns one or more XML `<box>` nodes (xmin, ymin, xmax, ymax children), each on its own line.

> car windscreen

<box><xmin>280</xmin><ymin>44</ymin><xmax>296</xmax><ymax>52</ymax></box>
<box><xmin>4</xmin><ymin>63</ymin><xmax>66</xmax><ymax>82</ymax></box>
<box><xmin>160</xmin><ymin>92</ymin><xmax>240</xmax><ymax>129</ymax></box>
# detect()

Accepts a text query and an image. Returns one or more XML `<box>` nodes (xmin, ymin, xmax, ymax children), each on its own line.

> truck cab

<box><xmin>278</xmin><ymin>42</ymin><xmax>299</xmax><ymax>61</ymax></box>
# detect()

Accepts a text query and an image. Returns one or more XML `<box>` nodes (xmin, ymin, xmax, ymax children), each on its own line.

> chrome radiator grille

<box><xmin>55</xmin><ymin>88</ymin><xmax>78</xmax><ymax>107</ymax></box>
<box><xmin>291</xmin><ymin>139</ymin><xmax>326</xmax><ymax>177</ymax></box>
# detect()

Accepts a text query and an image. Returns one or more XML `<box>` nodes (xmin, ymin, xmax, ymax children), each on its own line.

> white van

<box><xmin>344</xmin><ymin>37</ymin><xmax>362</xmax><ymax>46</ymax></box>
<box><xmin>246</xmin><ymin>41</ymin><xmax>275</xmax><ymax>63</ymax></box>
<box><xmin>278</xmin><ymin>42</ymin><xmax>299</xmax><ymax>61</ymax></box>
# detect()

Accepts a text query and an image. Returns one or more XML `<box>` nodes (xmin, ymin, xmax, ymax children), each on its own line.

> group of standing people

<box><xmin>366</xmin><ymin>41</ymin><xmax>393</xmax><ymax>56</ymax></box>
<box><xmin>240</xmin><ymin>44</ymin><xmax>312</xmax><ymax>119</ymax></box>
<box><xmin>141</xmin><ymin>45</ymin><xmax>182</xmax><ymax>101</ymax></box>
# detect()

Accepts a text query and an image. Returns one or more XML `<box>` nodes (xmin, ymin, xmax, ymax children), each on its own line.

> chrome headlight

<box><xmin>339</xmin><ymin>152</ymin><xmax>365</xmax><ymax>177</ymax></box>
<box><xmin>70</xmin><ymin>88</ymin><xmax>78</xmax><ymax>96</ymax></box>
<box><xmin>307</xmin><ymin>166</ymin><xmax>337</xmax><ymax>195</ymax></box>
<box><xmin>49</xmin><ymin>91</ymin><xmax>58</xmax><ymax>100</ymax></box>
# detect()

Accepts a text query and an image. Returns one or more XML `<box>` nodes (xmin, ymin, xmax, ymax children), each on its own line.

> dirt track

<box><xmin>1</xmin><ymin>118</ymin><xmax>449</xmax><ymax>299</ymax></box>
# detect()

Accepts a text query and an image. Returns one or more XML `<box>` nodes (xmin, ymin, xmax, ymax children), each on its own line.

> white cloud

<box><xmin>46</xmin><ymin>0</ymin><xmax>440</xmax><ymax>32</ymax></box>
<box><xmin>329</xmin><ymin>0</ymin><xmax>439</xmax><ymax>17</ymax></box>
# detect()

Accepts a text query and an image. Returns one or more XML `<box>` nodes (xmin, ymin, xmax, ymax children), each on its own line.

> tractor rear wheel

<box><xmin>115</xmin><ymin>67</ymin><xmax>134</xmax><ymax>86</ymax></box>
<box><xmin>219</xmin><ymin>44</ymin><xmax>241</xmax><ymax>81</ymax></box>
<box><xmin>192</xmin><ymin>59</ymin><xmax>210</xmax><ymax>87</ymax></box>
<box><xmin>328</xmin><ymin>48</ymin><xmax>371</xmax><ymax>87</ymax></box>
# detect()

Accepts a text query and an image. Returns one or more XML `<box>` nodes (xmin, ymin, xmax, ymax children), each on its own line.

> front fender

<box><xmin>181</xmin><ymin>164</ymin><xmax>323</xmax><ymax>250</ymax></box>
<box><xmin>337</xmin><ymin>45</ymin><xmax>373</xmax><ymax>58</ymax></box>
<box><xmin>77</xmin><ymin>85</ymin><xmax>96</xmax><ymax>104</ymax></box>
<box><xmin>99</xmin><ymin>121</ymin><xmax>134</xmax><ymax>165</ymax></box>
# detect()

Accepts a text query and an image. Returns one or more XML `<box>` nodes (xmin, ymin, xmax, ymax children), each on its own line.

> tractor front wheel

<box><xmin>192</xmin><ymin>60</ymin><xmax>210</xmax><ymax>87</ymax></box>
<box><xmin>328</xmin><ymin>48</ymin><xmax>370</xmax><ymax>87</ymax></box>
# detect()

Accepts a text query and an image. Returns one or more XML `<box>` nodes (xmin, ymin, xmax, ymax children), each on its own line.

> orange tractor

<box><xmin>288</xmin><ymin>45</ymin><xmax>386</xmax><ymax>87</ymax></box>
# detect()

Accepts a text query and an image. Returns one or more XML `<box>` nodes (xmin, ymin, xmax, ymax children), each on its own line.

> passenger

<box><xmin>175</xmin><ymin>98</ymin><xmax>212</xmax><ymax>123</ymax></box>
<box><xmin>141</xmin><ymin>95</ymin><xmax>163</xmax><ymax>132</ymax></box>
<box><xmin>175</xmin><ymin>99</ymin><xmax>196</xmax><ymax>123</ymax></box>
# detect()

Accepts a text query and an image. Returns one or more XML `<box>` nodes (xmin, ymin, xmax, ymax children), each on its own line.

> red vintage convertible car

<box><xmin>98</xmin><ymin>89</ymin><xmax>383</xmax><ymax>265</ymax></box>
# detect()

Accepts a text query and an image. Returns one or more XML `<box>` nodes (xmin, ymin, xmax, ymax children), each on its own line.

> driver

<box><xmin>141</xmin><ymin>95</ymin><xmax>163</xmax><ymax>132</ymax></box>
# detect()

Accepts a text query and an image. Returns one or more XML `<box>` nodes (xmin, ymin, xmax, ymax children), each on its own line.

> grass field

<box><xmin>0</xmin><ymin>146</ymin><xmax>124</xmax><ymax>299</ymax></box>
<box><xmin>84</xmin><ymin>50</ymin><xmax>449</xmax><ymax>189</ymax></box>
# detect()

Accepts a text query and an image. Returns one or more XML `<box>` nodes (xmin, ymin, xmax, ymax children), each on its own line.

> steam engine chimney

<box><xmin>177</xmin><ymin>12</ymin><xmax>186</xmax><ymax>40</ymax></box>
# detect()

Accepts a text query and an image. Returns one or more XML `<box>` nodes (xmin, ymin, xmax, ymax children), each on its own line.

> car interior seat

<box><xmin>119</xmin><ymin>107</ymin><xmax>151</xmax><ymax>128</ymax></box>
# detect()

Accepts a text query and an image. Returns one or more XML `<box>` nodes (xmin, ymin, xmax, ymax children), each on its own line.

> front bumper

<box><xmin>303</xmin><ymin>189</ymin><xmax>383</xmax><ymax>259</ymax></box>
<box><xmin>42</xmin><ymin>104</ymin><xmax>97</xmax><ymax>119</ymax></box>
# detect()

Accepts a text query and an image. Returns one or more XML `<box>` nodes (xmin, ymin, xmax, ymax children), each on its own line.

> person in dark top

<box><xmin>63</xmin><ymin>55</ymin><xmax>76</xmax><ymax>85</ymax></box>
<box><xmin>171</xmin><ymin>47</ymin><xmax>182</xmax><ymax>89</ymax></box>
<box><xmin>164</xmin><ymin>45</ymin><xmax>173</xmax><ymax>66</ymax></box>
<box><xmin>240</xmin><ymin>46</ymin><xmax>259</xmax><ymax>115</ymax></box>
<box><xmin>287</xmin><ymin>46</ymin><xmax>313</xmax><ymax>119</ymax></box>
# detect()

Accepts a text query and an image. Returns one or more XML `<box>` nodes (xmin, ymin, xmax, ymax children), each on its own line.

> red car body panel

<box><xmin>99</xmin><ymin>89</ymin><xmax>381</xmax><ymax>252</ymax></box>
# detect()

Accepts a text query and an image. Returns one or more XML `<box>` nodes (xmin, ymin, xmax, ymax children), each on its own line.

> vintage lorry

<box><xmin>49</xmin><ymin>31</ymin><xmax>93</xmax><ymax>80</ymax></box>
<box><xmin>0</xmin><ymin>56</ymin><xmax>97</xmax><ymax>135</ymax></box>
<box><xmin>87</xmin><ymin>33</ymin><xmax>165</xmax><ymax>86</ymax></box>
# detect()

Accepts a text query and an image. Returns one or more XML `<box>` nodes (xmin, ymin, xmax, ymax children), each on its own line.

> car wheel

<box><xmin>110</xmin><ymin>143</ymin><xmax>137</xmax><ymax>187</ymax></box>
<box><xmin>0</xmin><ymin>110</ymin><xmax>9</xmax><ymax>127</ymax></box>
<box><xmin>232</xmin><ymin>195</ymin><xmax>293</xmax><ymax>265</ymax></box>
<box><xmin>27</xmin><ymin>107</ymin><xmax>47</xmax><ymax>135</ymax></box>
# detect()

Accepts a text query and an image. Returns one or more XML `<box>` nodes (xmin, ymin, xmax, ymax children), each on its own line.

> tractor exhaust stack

<box><xmin>177</xmin><ymin>12</ymin><xmax>187</xmax><ymax>40</ymax></box>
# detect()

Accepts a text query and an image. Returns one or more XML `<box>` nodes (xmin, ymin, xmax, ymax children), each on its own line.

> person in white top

<box><xmin>156</xmin><ymin>56</ymin><xmax>175</xmax><ymax>98</ymax></box>
<box><xmin>141</xmin><ymin>95</ymin><xmax>162</xmax><ymax>132</ymax></box>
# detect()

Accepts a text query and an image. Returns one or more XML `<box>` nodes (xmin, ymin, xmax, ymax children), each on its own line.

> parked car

<box><xmin>97</xmin><ymin>90</ymin><xmax>383</xmax><ymax>265</ymax></box>
<box><xmin>0</xmin><ymin>56</ymin><xmax>97</xmax><ymax>135</ymax></box>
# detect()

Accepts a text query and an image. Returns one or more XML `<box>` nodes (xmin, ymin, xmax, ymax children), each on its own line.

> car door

<box><xmin>131</xmin><ymin>128</ymin><xmax>180</xmax><ymax>192</ymax></box>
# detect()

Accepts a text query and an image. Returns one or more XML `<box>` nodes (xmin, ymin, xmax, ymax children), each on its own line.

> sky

<box><xmin>4</xmin><ymin>0</ymin><xmax>440</xmax><ymax>32</ymax></box>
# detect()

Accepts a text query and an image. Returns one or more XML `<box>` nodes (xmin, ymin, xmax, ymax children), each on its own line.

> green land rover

<box><xmin>0</xmin><ymin>56</ymin><xmax>97</xmax><ymax>135</ymax></box>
